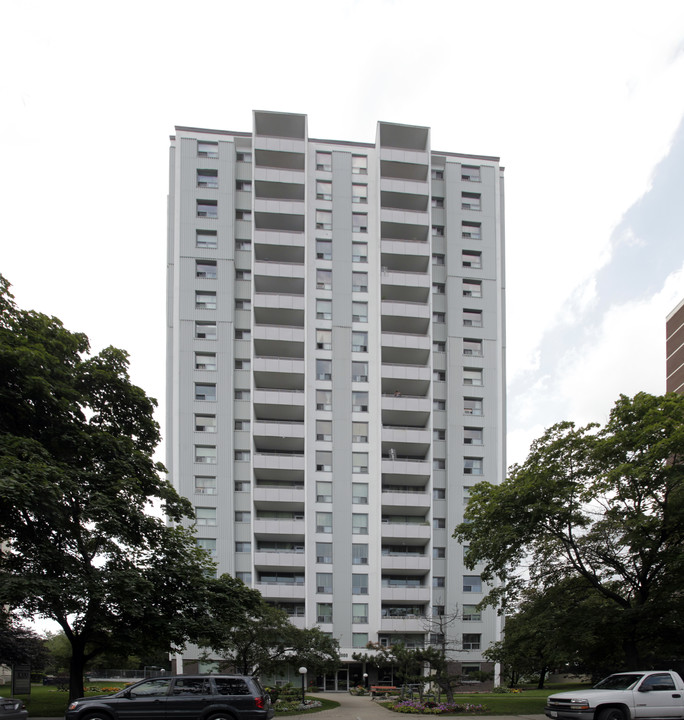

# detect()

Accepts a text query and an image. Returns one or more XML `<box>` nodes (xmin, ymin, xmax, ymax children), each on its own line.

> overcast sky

<box><xmin>2</xmin><ymin>0</ymin><xmax>684</xmax><ymax>469</ymax></box>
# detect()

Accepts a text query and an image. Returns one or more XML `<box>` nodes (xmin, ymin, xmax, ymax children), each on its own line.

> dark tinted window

<box><xmin>130</xmin><ymin>679</ymin><xmax>172</xmax><ymax>697</ymax></box>
<box><xmin>214</xmin><ymin>678</ymin><xmax>250</xmax><ymax>695</ymax></box>
<box><xmin>172</xmin><ymin>678</ymin><xmax>211</xmax><ymax>695</ymax></box>
<box><xmin>640</xmin><ymin>674</ymin><xmax>676</xmax><ymax>691</ymax></box>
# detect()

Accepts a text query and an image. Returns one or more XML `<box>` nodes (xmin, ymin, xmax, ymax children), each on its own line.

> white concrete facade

<box><xmin>166</xmin><ymin>111</ymin><xmax>506</xmax><ymax>685</ymax></box>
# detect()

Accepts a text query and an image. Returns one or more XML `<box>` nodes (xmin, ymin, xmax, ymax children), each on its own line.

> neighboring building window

<box><xmin>433</xmin><ymin>399</ymin><xmax>446</xmax><ymax>410</ymax></box>
<box><xmin>351</xmin><ymin>155</ymin><xmax>368</xmax><ymax>175</ymax></box>
<box><xmin>234</xmin><ymin>389</ymin><xmax>250</xmax><ymax>400</ymax></box>
<box><xmin>352</xmin><ymin>391</ymin><xmax>368</xmax><ymax>412</ymax></box>
<box><xmin>234</xmin><ymin>450</ymin><xmax>250</xmax><ymax>461</ymax></box>
<box><xmin>463</xmin><ymin>309</ymin><xmax>482</xmax><ymax>327</ymax></box>
<box><xmin>316</xmin><ymin>180</ymin><xmax>332</xmax><ymax>200</ymax></box>
<box><xmin>433</xmin><ymin>458</ymin><xmax>446</xmax><ymax>470</ymax></box>
<box><xmin>433</xmin><ymin>576</ymin><xmax>445</xmax><ymax>587</ymax></box>
<box><xmin>462</xmin><ymin>192</ymin><xmax>481</xmax><ymax>211</ymax></box>
<box><xmin>316</xmin><ymin>299</ymin><xmax>332</xmax><ymax>320</ymax></box>
<box><xmin>236</xmin><ymin>571</ymin><xmax>252</xmax><ymax>584</ymax></box>
<box><xmin>352</xmin><ymin>574</ymin><xmax>368</xmax><ymax>595</ymax></box>
<box><xmin>316</xmin><ymin>512</ymin><xmax>333</xmax><ymax>534</ymax></box>
<box><xmin>463</xmin><ymin>339</ymin><xmax>483</xmax><ymax>357</ymax></box>
<box><xmin>433</xmin><ymin>312</ymin><xmax>445</xmax><ymax>324</ymax></box>
<box><xmin>235</xmin><ymin>239</ymin><xmax>251</xmax><ymax>250</ymax></box>
<box><xmin>236</xmin><ymin>180</ymin><xmax>252</xmax><ymax>191</ymax></box>
<box><xmin>464</xmin><ymin>427</ymin><xmax>483</xmax><ymax>445</ymax></box>
<box><xmin>433</xmin><ymin>430</ymin><xmax>446</xmax><ymax>441</ymax></box>
<box><xmin>316</xmin><ymin>329</ymin><xmax>332</xmax><ymax>350</ymax></box>
<box><xmin>352</xmin><ymin>421</ymin><xmax>368</xmax><ymax>443</ymax></box>
<box><xmin>197</xmin><ymin>169</ymin><xmax>218</xmax><ymax>188</ymax></box>
<box><xmin>463</xmin><ymin>279</ymin><xmax>482</xmax><ymax>298</ymax></box>
<box><xmin>195</xmin><ymin>352</ymin><xmax>216</xmax><ymax>371</ymax></box>
<box><xmin>433</xmin><ymin>282</ymin><xmax>445</xmax><ymax>294</ymax></box>
<box><xmin>463</xmin><ymin>368</ymin><xmax>483</xmax><ymax>386</ymax></box>
<box><xmin>352</xmin><ymin>242</ymin><xmax>368</xmax><ymax>263</ymax></box>
<box><xmin>352</xmin><ymin>213</ymin><xmax>368</xmax><ymax>233</ymax></box>
<box><xmin>352</xmin><ymin>184</ymin><xmax>368</xmax><ymax>203</ymax></box>
<box><xmin>433</xmin><ymin>605</ymin><xmax>445</xmax><ymax>616</ymax></box>
<box><xmin>464</xmin><ymin>457</ymin><xmax>483</xmax><ymax>475</ymax></box>
<box><xmin>352</xmin><ymin>603</ymin><xmax>368</xmax><ymax>623</ymax></box>
<box><xmin>431</xmin><ymin>197</ymin><xmax>444</xmax><ymax>208</ymax></box>
<box><xmin>316</xmin><ymin>572</ymin><xmax>333</xmax><ymax>593</ymax></box>
<box><xmin>195</xmin><ymin>322</ymin><xmax>216</xmax><ymax>340</ymax></box>
<box><xmin>431</xmin><ymin>168</ymin><xmax>444</xmax><ymax>179</ymax></box>
<box><xmin>196</xmin><ymin>229</ymin><xmax>218</xmax><ymax>248</ymax></box>
<box><xmin>195</xmin><ymin>414</ymin><xmax>216</xmax><ymax>433</ymax></box>
<box><xmin>433</xmin><ymin>341</ymin><xmax>446</xmax><ymax>353</ymax></box>
<box><xmin>194</xmin><ymin>383</ymin><xmax>216</xmax><ymax>401</ymax></box>
<box><xmin>236</xmin><ymin>151</ymin><xmax>251</xmax><ymax>163</ymax></box>
<box><xmin>316</xmin><ymin>239</ymin><xmax>332</xmax><ymax>260</ymax></box>
<box><xmin>463</xmin><ymin>575</ymin><xmax>482</xmax><ymax>592</ymax></box>
<box><xmin>352</xmin><ymin>543</ymin><xmax>369</xmax><ymax>565</ymax></box>
<box><xmin>433</xmin><ymin>488</ymin><xmax>446</xmax><ymax>500</ymax></box>
<box><xmin>432</xmin><ymin>253</ymin><xmax>445</xmax><ymax>266</ymax></box>
<box><xmin>196</xmin><ymin>260</ymin><xmax>217</xmax><ymax>278</ymax></box>
<box><xmin>195</xmin><ymin>290</ymin><xmax>217</xmax><ymax>310</ymax></box>
<box><xmin>462</xmin><ymin>633</ymin><xmax>481</xmax><ymax>650</ymax></box>
<box><xmin>352</xmin><ymin>302</ymin><xmax>368</xmax><ymax>323</ymax></box>
<box><xmin>352</xmin><ymin>272</ymin><xmax>368</xmax><ymax>292</ymax></box>
<box><xmin>352</xmin><ymin>362</ymin><xmax>368</xmax><ymax>382</ymax></box>
<box><xmin>317</xmin><ymin>603</ymin><xmax>333</xmax><ymax>623</ymax></box>
<box><xmin>194</xmin><ymin>476</ymin><xmax>216</xmax><ymax>494</ymax></box>
<box><xmin>464</xmin><ymin>397</ymin><xmax>483</xmax><ymax>416</ymax></box>
<box><xmin>316</xmin><ymin>269</ymin><xmax>332</xmax><ymax>290</ymax></box>
<box><xmin>235</xmin><ymin>269</ymin><xmax>251</xmax><ymax>279</ymax></box>
<box><xmin>235</xmin><ymin>541</ymin><xmax>251</xmax><ymax>552</ymax></box>
<box><xmin>352</xmin><ymin>483</ymin><xmax>368</xmax><ymax>504</ymax></box>
<box><xmin>235</xmin><ymin>210</ymin><xmax>252</xmax><ymax>221</ymax></box>
<box><xmin>234</xmin><ymin>510</ymin><xmax>251</xmax><ymax>522</ymax></box>
<box><xmin>197</xmin><ymin>200</ymin><xmax>218</xmax><ymax>218</ymax></box>
<box><xmin>352</xmin><ymin>514</ymin><xmax>368</xmax><ymax>535</ymax></box>
<box><xmin>234</xmin><ymin>359</ymin><xmax>250</xmax><ymax>370</ymax></box>
<box><xmin>316</xmin><ymin>420</ymin><xmax>332</xmax><ymax>442</ymax></box>
<box><xmin>352</xmin><ymin>331</ymin><xmax>368</xmax><ymax>352</ymax></box>
<box><xmin>316</xmin><ymin>542</ymin><xmax>333</xmax><ymax>563</ymax></box>
<box><xmin>195</xmin><ymin>445</ymin><xmax>217</xmax><ymax>464</ymax></box>
<box><xmin>316</xmin><ymin>210</ymin><xmax>332</xmax><ymax>230</ymax></box>
<box><xmin>316</xmin><ymin>152</ymin><xmax>332</xmax><ymax>171</ymax></box>
<box><xmin>433</xmin><ymin>518</ymin><xmax>446</xmax><ymax>529</ymax></box>
<box><xmin>197</xmin><ymin>538</ymin><xmax>216</xmax><ymax>554</ymax></box>
<box><xmin>234</xmin><ymin>480</ymin><xmax>250</xmax><ymax>491</ymax></box>
<box><xmin>462</xmin><ymin>250</ymin><xmax>482</xmax><ymax>268</ymax></box>
<box><xmin>195</xmin><ymin>507</ymin><xmax>216</xmax><ymax>526</ymax></box>
<box><xmin>316</xmin><ymin>481</ymin><xmax>332</xmax><ymax>502</ymax></box>
<box><xmin>352</xmin><ymin>452</ymin><xmax>369</xmax><ymax>474</ymax></box>
<box><xmin>461</xmin><ymin>165</ymin><xmax>481</xmax><ymax>182</ymax></box>
<box><xmin>463</xmin><ymin>605</ymin><xmax>481</xmax><ymax>621</ymax></box>
<box><xmin>234</xmin><ymin>420</ymin><xmax>250</xmax><ymax>430</ymax></box>
<box><xmin>235</xmin><ymin>329</ymin><xmax>250</xmax><ymax>340</ymax></box>
<box><xmin>316</xmin><ymin>389</ymin><xmax>332</xmax><ymax>411</ymax></box>
<box><xmin>462</xmin><ymin>221</ymin><xmax>481</xmax><ymax>240</ymax></box>
<box><xmin>433</xmin><ymin>547</ymin><xmax>446</xmax><ymax>558</ymax></box>
<box><xmin>316</xmin><ymin>359</ymin><xmax>332</xmax><ymax>381</ymax></box>
<box><xmin>432</xmin><ymin>225</ymin><xmax>444</xmax><ymax>237</ymax></box>
<box><xmin>352</xmin><ymin>632</ymin><xmax>369</xmax><ymax>647</ymax></box>
<box><xmin>316</xmin><ymin>451</ymin><xmax>332</xmax><ymax>472</ymax></box>
<box><xmin>197</xmin><ymin>140</ymin><xmax>218</xmax><ymax>158</ymax></box>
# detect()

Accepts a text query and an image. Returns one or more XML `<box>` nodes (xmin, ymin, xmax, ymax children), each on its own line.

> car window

<box><xmin>214</xmin><ymin>678</ymin><xmax>250</xmax><ymax>695</ymax></box>
<box><xmin>594</xmin><ymin>674</ymin><xmax>643</xmax><ymax>690</ymax></box>
<box><xmin>640</xmin><ymin>674</ymin><xmax>676</xmax><ymax>692</ymax></box>
<box><xmin>172</xmin><ymin>678</ymin><xmax>211</xmax><ymax>695</ymax></box>
<box><xmin>130</xmin><ymin>679</ymin><xmax>172</xmax><ymax>697</ymax></box>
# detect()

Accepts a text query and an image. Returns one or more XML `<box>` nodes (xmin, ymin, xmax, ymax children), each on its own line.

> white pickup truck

<box><xmin>545</xmin><ymin>671</ymin><xmax>684</xmax><ymax>720</ymax></box>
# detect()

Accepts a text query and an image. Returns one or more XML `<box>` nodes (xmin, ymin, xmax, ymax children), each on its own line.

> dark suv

<box><xmin>65</xmin><ymin>675</ymin><xmax>273</xmax><ymax>720</ymax></box>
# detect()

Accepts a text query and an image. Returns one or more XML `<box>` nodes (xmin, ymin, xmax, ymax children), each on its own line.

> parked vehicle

<box><xmin>545</xmin><ymin>670</ymin><xmax>684</xmax><ymax>720</ymax></box>
<box><xmin>0</xmin><ymin>698</ymin><xmax>28</xmax><ymax>720</ymax></box>
<box><xmin>65</xmin><ymin>675</ymin><xmax>273</xmax><ymax>720</ymax></box>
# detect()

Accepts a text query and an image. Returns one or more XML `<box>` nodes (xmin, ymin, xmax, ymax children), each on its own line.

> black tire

<box><xmin>207</xmin><ymin>713</ymin><xmax>237</xmax><ymax>720</ymax></box>
<box><xmin>598</xmin><ymin>707</ymin><xmax>627</xmax><ymax>720</ymax></box>
<box><xmin>81</xmin><ymin>714</ymin><xmax>114</xmax><ymax>720</ymax></box>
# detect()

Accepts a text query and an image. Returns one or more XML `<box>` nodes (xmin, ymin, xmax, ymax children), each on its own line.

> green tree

<box><xmin>0</xmin><ymin>610</ymin><xmax>48</xmax><ymax>669</ymax></box>
<box><xmin>0</xmin><ymin>276</ymin><xmax>258</xmax><ymax>700</ymax></box>
<box><xmin>455</xmin><ymin>392</ymin><xmax>684</xmax><ymax>669</ymax></box>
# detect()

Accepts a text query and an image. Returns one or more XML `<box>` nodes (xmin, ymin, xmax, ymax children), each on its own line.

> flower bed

<box><xmin>384</xmin><ymin>699</ymin><xmax>490</xmax><ymax>714</ymax></box>
<box><xmin>274</xmin><ymin>699</ymin><xmax>322</xmax><ymax>712</ymax></box>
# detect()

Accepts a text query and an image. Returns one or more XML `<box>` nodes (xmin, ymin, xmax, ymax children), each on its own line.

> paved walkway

<box><xmin>283</xmin><ymin>691</ymin><xmax>547</xmax><ymax>720</ymax></box>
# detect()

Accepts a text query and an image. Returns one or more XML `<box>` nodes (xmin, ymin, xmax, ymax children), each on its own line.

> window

<box><xmin>352</xmin><ymin>483</ymin><xmax>368</xmax><ymax>504</ymax></box>
<box><xmin>433</xmin><ymin>429</ymin><xmax>446</xmax><ymax>441</ymax></box>
<box><xmin>433</xmin><ymin>547</ymin><xmax>446</xmax><ymax>558</ymax></box>
<box><xmin>462</xmin><ymin>250</ymin><xmax>482</xmax><ymax>269</ymax></box>
<box><xmin>462</xmin><ymin>633</ymin><xmax>481</xmax><ymax>650</ymax></box>
<box><xmin>463</xmin><ymin>339</ymin><xmax>482</xmax><ymax>357</ymax></box>
<box><xmin>316</xmin><ymin>389</ymin><xmax>332</xmax><ymax>411</ymax></box>
<box><xmin>433</xmin><ymin>488</ymin><xmax>446</xmax><ymax>500</ymax></box>
<box><xmin>463</xmin><ymin>280</ymin><xmax>482</xmax><ymax>298</ymax></box>
<box><xmin>316</xmin><ymin>269</ymin><xmax>332</xmax><ymax>290</ymax></box>
<box><xmin>462</xmin><ymin>221</ymin><xmax>481</xmax><ymax>240</ymax></box>
<box><xmin>433</xmin><ymin>341</ymin><xmax>446</xmax><ymax>353</ymax></box>
<box><xmin>433</xmin><ymin>605</ymin><xmax>445</xmax><ymax>616</ymax></box>
<box><xmin>197</xmin><ymin>169</ymin><xmax>218</xmax><ymax>188</ymax></box>
<box><xmin>195</xmin><ymin>507</ymin><xmax>216</xmax><ymax>526</ymax></box>
<box><xmin>433</xmin><ymin>576</ymin><xmax>445</xmax><ymax>587</ymax></box>
<box><xmin>352</xmin><ymin>632</ymin><xmax>369</xmax><ymax>647</ymax></box>
<box><xmin>236</xmin><ymin>151</ymin><xmax>251</xmax><ymax>163</ymax></box>
<box><xmin>463</xmin><ymin>309</ymin><xmax>482</xmax><ymax>327</ymax></box>
<box><xmin>352</xmin><ymin>302</ymin><xmax>368</xmax><ymax>322</ymax></box>
<box><xmin>236</xmin><ymin>180</ymin><xmax>252</xmax><ymax>191</ymax></box>
<box><xmin>432</xmin><ymin>225</ymin><xmax>444</xmax><ymax>237</ymax></box>
<box><xmin>194</xmin><ymin>352</ymin><xmax>216</xmax><ymax>371</ymax></box>
<box><xmin>316</xmin><ymin>481</ymin><xmax>332</xmax><ymax>503</ymax></box>
<box><xmin>352</xmin><ymin>603</ymin><xmax>368</xmax><ymax>623</ymax></box>
<box><xmin>352</xmin><ymin>421</ymin><xmax>368</xmax><ymax>443</ymax></box>
<box><xmin>234</xmin><ymin>420</ymin><xmax>250</xmax><ymax>431</ymax></box>
<box><xmin>352</xmin><ymin>272</ymin><xmax>368</xmax><ymax>292</ymax></box>
<box><xmin>316</xmin><ymin>512</ymin><xmax>333</xmax><ymax>534</ymax></box>
<box><xmin>235</xmin><ymin>299</ymin><xmax>251</xmax><ymax>311</ymax></box>
<box><xmin>194</xmin><ymin>475</ymin><xmax>216</xmax><ymax>494</ymax></box>
<box><xmin>196</xmin><ymin>260</ymin><xmax>217</xmax><ymax>278</ymax></box>
<box><xmin>234</xmin><ymin>450</ymin><xmax>250</xmax><ymax>461</ymax></box>
<box><xmin>352</xmin><ymin>242</ymin><xmax>368</xmax><ymax>263</ymax></box>
<box><xmin>431</xmin><ymin>168</ymin><xmax>444</xmax><ymax>179</ymax></box>
<box><xmin>352</xmin><ymin>155</ymin><xmax>367</xmax><ymax>175</ymax></box>
<box><xmin>463</xmin><ymin>368</ymin><xmax>483</xmax><ymax>387</ymax></box>
<box><xmin>316</xmin><ymin>572</ymin><xmax>333</xmax><ymax>593</ymax></box>
<box><xmin>194</xmin><ymin>383</ymin><xmax>216</xmax><ymax>401</ymax></box>
<box><xmin>234</xmin><ymin>329</ymin><xmax>250</xmax><ymax>340</ymax></box>
<box><xmin>640</xmin><ymin>674</ymin><xmax>677</xmax><ymax>692</ymax></box>
<box><xmin>433</xmin><ymin>399</ymin><xmax>446</xmax><ymax>410</ymax></box>
<box><xmin>234</xmin><ymin>480</ymin><xmax>250</xmax><ymax>491</ymax></box>
<box><xmin>234</xmin><ymin>359</ymin><xmax>250</xmax><ymax>370</ymax></box>
<box><xmin>462</xmin><ymin>165</ymin><xmax>481</xmax><ymax>182</ymax></box>
<box><xmin>431</xmin><ymin>197</ymin><xmax>444</xmax><ymax>208</ymax></box>
<box><xmin>432</xmin><ymin>253</ymin><xmax>445</xmax><ymax>266</ymax></box>
<box><xmin>198</xmin><ymin>140</ymin><xmax>218</xmax><ymax>158</ymax></box>
<box><xmin>433</xmin><ymin>282</ymin><xmax>445</xmax><ymax>294</ymax></box>
<box><xmin>352</xmin><ymin>331</ymin><xmax>368</xmax><ymax>352</ymax></box>
<box><xmin>316</xmin><ymin>152</ymin><xmax>332</xmax><ymax>171</ymax></box>
<box><xmin>316</xmin><ymin>420</ymin><xmax>332</xmax><ymax>442</ymax></box>
<box><xmin>235</xmin><ymin>269</ymin><xmax>251</xmax><ymax>280</ymax></box>
<box><xmin>462</xmin><ymin>192</ymin><xmax>481</xmax><ymax>211</ymax></box>
<box><xmin>195</xmin><ymin>445</ymin><xmax>216</xmax><ymax>464</ymax></box>
<box><xmin>195</xmin><ymin>291</ymin><xmax>216</xmax><ymax>310</ymax></box>
<box><xmin>352</xmin><ymin>452</ymin><xmax>369</xmax><ymax>474</ymax></box>
<box><xmin>316</xmin><ymin>451</ymin><xmax>332</xmax><ymax>472</ymax></box>
<box><xmin>316</xmin><ymin>239</ymin><xmax>332</xmax><ymax>260</ymax></box>
<box><xmin>196</xmin><ymin>229</ymin><xmax>218</xmax><ymax>248</ymax></box>
<box><xmin>352</xmin><ymin>544</ymin><xmax>369</xmax><ymax>565</ymax></box>
<box><xmin>316</xmin><ymin>542</ymin><xmax>333</xmax><ymax>563</ymax></box>
<box><xmin>463</xmin><ymin>575</ymin><xmax>482</xmax><ymax>592</ymax></box>
<box><xmin>352</xmin><ymin>361</ymin><xmax>368</xmax><ymax>382</ymax></box>
<box><xmin>433</xmin><ymin>312</ymin><xmax>445</xmax><ymax>324</ymax></box>
<box><xmin>464</xmin><ymin>457</ymin><xmax>483</xmax><ymax>475</ymax></box>
<box><xmin>195</xmin><ymin>413</ymin><xmax>216</xmax><ymax>433</ymax></box>
<box><xmin>352</xmin><ymin>183</ymin><xmax>368</xmax><ymax>203</ymax></box>
<box><xmin>316</xmin><ymin>359</ymin><xmax>332</xmax><ymax>381</ymax></box>
<box><xmin>433</xmin><ymin>458</ymin><xmax>446</xmax><ymax>470</ymax></box>
<box><xmin>197</xmin><ymin>537</ymin><xmax>216</xmax><ymax>554</ymax></box>
<box><xmin>234</xmin><ymin>510</ymin><xmax>251</xmax><ymax>522</ymax></box>
<box><xmin>317</xmin><ymin>603</ymin><xmax>333</xmax><ymax>623</ymax></box>
<box><xmin>352</xmin><ymin>213</ymin><xmax>368</xmax><ymax>233</ymax></box>
<box><xmin>433</xmin><ymin>518</ymin><xmax>446</xmax><ymax>529</ymax></box>
<box><xmin>464</xmin><ymin>397</ymin><xmax>483</xmax><ymax>416</ymax></box>
<box><xmin>235</xmin><ymin>571</ymin><xmax>251</xmax><ymax>584</ymax></box>
<box><xmin>235</xmin><ymin>239</ymin><xmax>251</xmax><ymax>250</ymax></box>
<box><xmin>463</xmin><ymin>605</ymin><xmax>481</xmax><ymax>621</ymax></box>
<box><xmin>195</xmin><ymin>322</ymin><xmax>216</xmax><ymax>340</ymax></box>
<box><xmin>316</xmin><ymin>209</ymin><xmax>332</xmax><ymax>230</ymax></box>
<box><xmin>352</xmin><ymin>513</ymin><xmax>368</xmax><ymax>535</ymax></box>
<box><xmin>197</xmin><ymin>200</ymin><xmax>217</xmax><ymax>218</ymax></box>
<box><xmin>316</xmin><ymin>180</ymin><xmax>332</xmax><ymax>200</ymax></box>
<box><xmin>316</xmin><ymin>299</ymin><xmax>332</xmax><ymax>320</ymax></box>
<box><xmin>352</xmin><ymin>391</ymin><xmax>368</xmax><ymax>412</ymax></box>
<box><xmin>235</xmin><ymin>541</ymin><xmax>251</xmax><ymax>552</ymax></box>
<box><xmin>464</xmin><ymin>427</ymin><xmax>483</xmax><ymax>445</ymax></box>
<box><xmin>316</xmin><ymin>329</ymin><xmax>332</xmax><ymax>350</ymax></box>
<box><xmin>352</xmin><ymin>573</ymin><xmax>368</xmax><ymax>595</ymax></box>
<box><xmin>234</xmin><ymin>389</ymin><xmax>250</xmax><ymax>400</ymax></box>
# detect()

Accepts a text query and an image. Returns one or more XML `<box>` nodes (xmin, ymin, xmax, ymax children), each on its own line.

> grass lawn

<box><xmin>0</xmin><ymin>682</ymin><xmax>130</xmax><ymax>717</ymax></box>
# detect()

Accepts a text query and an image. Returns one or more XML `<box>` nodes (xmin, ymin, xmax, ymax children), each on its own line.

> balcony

<box><xmin>253</xmin><ymin>450</ymin><xmax>305</xmax><ymax>474</ymax></box>
<box><xmin>381</xmin><ymin>393</ymin><xmax>430</xmax><ymax>428</ymax></box>
<box><xmin>381</xmin><ymin>270</ymin><xmax>430</xmax><ymax>304</ymax></box>
<box><xmin>381</xmin><ymin>301</ymin><xmax>430</xmax><ymax>334</ymax></box>
<box><xmin>253</xmin><ymin>325</ymin><xmax>304</xmax><ymax>359</ymax></box>
<box><xmin>253</xmin><ymin>230</ymin><xmax>305</xmax><ymax>255</ymax></box>
<box><xmin>380</xmin><ymin>617</ymin><xmax>427</xmax><ymax>632</ymax></box>
<box><xmin>254</xmin><ymin>550</ymin><xmax>305</xmax><ymax>571</ymax></box>
<box><xmin>380</xmin><ymin>455</ymin><xmax>431</xmax><ymax>486</ymax></box>
<box><xmin>253</xmin><ymin>293</ymin><xmax>304</xmax><ymax>328</ymax></box>
<box><xmin>381</xmin><ymin>221</ymin><xmax>429</xmax><ymax>243</ymax></box>
<box><xmin>253</xmin><ymin>356</ymin><xmax>304</xmax><ymax>392</ymax></box>
<box><xmin>381</xmin><ymin>554</ymin><xmax>431</xmax><ymax>573</ymax></box>
<box><xmin>253</xmin><ymin>516</ymin><xmax>305</xmax><ymax>539</ymax></box>
<box><xmin>253</xmin><ymin>389</ymin><xmax>304</xmax><ymax>423</ymax></box>
<box><xmin>381</xmin><ymin>484</ymin><xmax>431</xmax><ymax>511</ymax></box>
<box><xmin>254</xmin><ymin>198</ymin><xmax>305</xmax><ymax>219</ymax></box>
<box><xmin>255</xmin><ymin>581</ymin><xmax>306</xmax><ymax>601</ymax></box>
<box><xmin>381</xmin><ymin>208</ymin><xmax>428</xmax><ymax>228</ymax></box>
<box><xmin>381</xmin><ymin>585</ymin><xmax>431</xmax><ymax>602</ymax></box>
<box><xmin>253</xmin><ymin>483</ymin><xmax>304</xmax><ymax>507</ymax></box>
<box><xmin>254</xmin><ymin>261</ymin><xmax>305</xmax><ymax>296</ymax></box>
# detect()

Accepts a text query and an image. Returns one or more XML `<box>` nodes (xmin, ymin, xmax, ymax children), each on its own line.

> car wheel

<box><xmin>598</xmin><ymin>707</ymin><xmax>627</xmax><ymax>720</ymax></box>
<box><xmin>207</xmin><ymin>714</ymin><xmax>236</xmax><ymax>720</ymax></box>
<box><xmin>81</xmin><ymin>714</ymin><xmax>113</xmax><ymax>720</ymax></box>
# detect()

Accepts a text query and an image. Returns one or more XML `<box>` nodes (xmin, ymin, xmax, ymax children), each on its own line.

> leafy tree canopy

<box><xmin>0</xmin><ymin>275</ymin><xmax>258</xmax><ymax>699</ymax></box>
<box><xmin>454</xmin><ymin>392</ymin><xmax>684</xmax><ymax>668</ymax></box>
<box><xmin>0</xmin><ymin>610</ymin><xmax>48</xmax><ymax>668</ymax></box>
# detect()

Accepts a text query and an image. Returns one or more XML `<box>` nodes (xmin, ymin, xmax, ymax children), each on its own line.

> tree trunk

<box><xmin>537</xmin><ymin>666</ymin><xmax>548</xmax><ymax>689</ymax></box>
<box><xmin>68</xmin><ymin>641</ymin><xmax>86</xmax><ymax>702</ymax></box>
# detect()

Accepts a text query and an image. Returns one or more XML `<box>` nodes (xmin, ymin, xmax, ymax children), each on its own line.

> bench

<box><xmin>370</xmin><ymin>685</ymin><xmax>398</xmax><ymax>697</ymax></box>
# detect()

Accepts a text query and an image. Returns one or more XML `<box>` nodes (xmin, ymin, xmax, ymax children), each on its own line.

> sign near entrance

<box><xmin>12</xmin><ymin>665</ymin><xmax>31</xmax><ymax>695</ymax></box>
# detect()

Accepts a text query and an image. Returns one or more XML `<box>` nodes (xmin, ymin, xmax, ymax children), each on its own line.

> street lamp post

<box><xmin>298</xmin><ymin>667</ymin><xmax>307</xmax><ymax>706</ymax></box>
<box><xmin>363</xmin><ymin>673</ymin><xmax>368</xmax><ymax>689</ymax></box>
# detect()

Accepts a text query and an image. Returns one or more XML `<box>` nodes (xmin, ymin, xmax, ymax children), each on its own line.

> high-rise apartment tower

<box><xmin>166</xmin><ymin>111</ymin><xmax>506</xmax><ymax>688</ymax></box>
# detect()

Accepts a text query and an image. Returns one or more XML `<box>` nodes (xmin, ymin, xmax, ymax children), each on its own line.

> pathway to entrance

<box><xmin>284</xmin><ymin>692</ymin><xmax>547</xmax><ymax>720</ymax></box>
